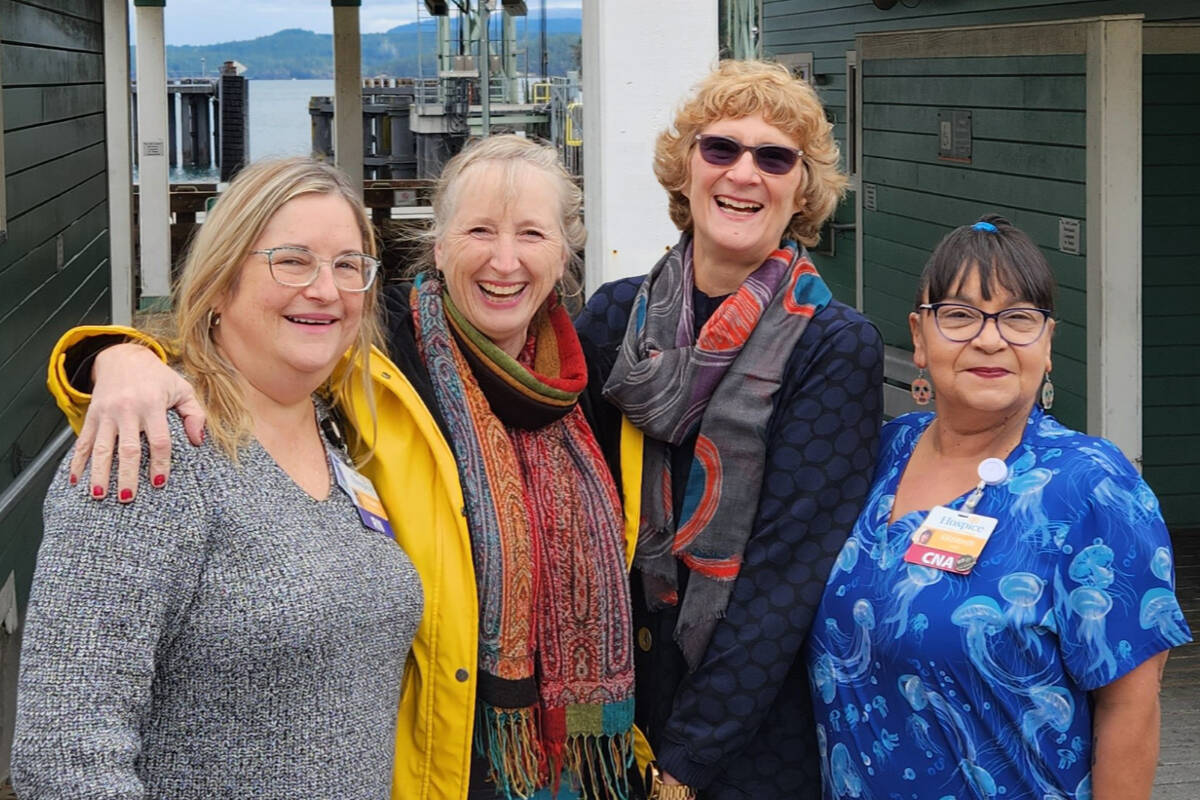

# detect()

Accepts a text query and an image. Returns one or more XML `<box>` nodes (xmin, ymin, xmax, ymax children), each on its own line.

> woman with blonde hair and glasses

<box><xmin>12</xmin><ymin>156</ymin><xmax>423</xmax><ymax>798</ymax></box>
<box><xmin>36</xmin><ymin>135</ymin><xmax>635</xmax><ymax>800</ymax></box>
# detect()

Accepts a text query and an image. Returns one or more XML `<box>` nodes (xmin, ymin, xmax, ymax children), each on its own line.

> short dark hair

<box><xmin>915</xmin><ymin>214</ymin><xmax>1056</xmax><ymax>313</ymax></box>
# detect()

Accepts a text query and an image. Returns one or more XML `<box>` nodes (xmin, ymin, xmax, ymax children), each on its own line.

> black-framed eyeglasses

<box><xmin>694</xmin><ymin>134</ymin><xmax>804</xmax><ymax>176</ymax></box>
<box><xmin>918</xmin><ymin>302</ymin><xmax>1052</xmax><ymax>346</ymax></box>
<box><xmin>252</xmin><ymin>246</ymin><xmax>379</xmax><ymax>293</ymax></box>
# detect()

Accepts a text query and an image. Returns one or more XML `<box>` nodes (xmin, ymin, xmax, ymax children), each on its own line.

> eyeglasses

<box><xmin>694</xmin><ymin>134</ymin><xmax>804</xmax><ymax>176</ymax></box>
<box><xmin>918</xmin><ymin>302</ymin><xmax>1052</xmax><ymax>346</ymax></box>
<box><xmin>252</xmin><ymin>246</ymin><xmax>379</xmax><ymax>293</ymax></box>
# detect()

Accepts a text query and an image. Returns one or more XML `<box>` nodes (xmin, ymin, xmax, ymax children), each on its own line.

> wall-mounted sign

<box><xmin>937</xmin><ymin>109</ymin><xmax>972</xmax><ymax>163</ymax></box>
<box><xmin>1058</xmin><ymin>217</ymin><xmax>1081</xmax><ymax>255</ymax></box>
<box><xmin>142</xmin><ymin>140</ymin><xmax>165</xmax><ymax>157</ymax></box>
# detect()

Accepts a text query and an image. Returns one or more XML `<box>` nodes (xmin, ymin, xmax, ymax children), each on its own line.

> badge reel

<box><xmin>903</xmin><ymin>457</ymin><xmax>1008</xmax><ymax>575</ymax></box>
<box><xmin>330</xmin><ymin>457</ymin><xmax>395</xmax><ymax>539</ymax></box>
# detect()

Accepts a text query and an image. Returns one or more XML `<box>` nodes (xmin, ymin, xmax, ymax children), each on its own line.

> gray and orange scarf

<box><xmin>603</xmin><ymin>233</ymin><xmax>831</xmax><ymax>670</ymax></box>
<box><xmin>413</xmin><ymin>276</ymin><xmax>634</xmax><ymax>800</ymax></box>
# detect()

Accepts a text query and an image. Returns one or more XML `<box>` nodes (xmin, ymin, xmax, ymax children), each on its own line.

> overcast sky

<box><xmin>152</xmin><ymin>0</ymin><xmax>581</xmax><ymax>46</ymax></box>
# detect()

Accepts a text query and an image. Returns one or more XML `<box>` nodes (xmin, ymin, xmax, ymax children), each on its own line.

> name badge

<box><xmin>330</xmin><ymin>457</ymin><xmax>394</xmax><ymax>539</ymax></box>
<box><xmin>902</xmin><ymin>505</ymin><xmax>998</xmax><ymax>575</ymax></box>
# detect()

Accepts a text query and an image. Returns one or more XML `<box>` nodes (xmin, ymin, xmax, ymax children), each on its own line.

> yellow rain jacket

<box><xmin>47</xmin><ymin>324</ymin><xmax>648</xmax><ymax>800</ymax></box>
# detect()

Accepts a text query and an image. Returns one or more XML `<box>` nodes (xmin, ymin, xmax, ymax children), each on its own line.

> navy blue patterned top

<box><xmin>805</xmin><ymin>409</ymin><xmax>1192</xmax><ymax>800</ymax></box>
<box><xmin>577</xmin><ymin>277</ymin><xmax>884</xmax><ymax>799</ymax></box>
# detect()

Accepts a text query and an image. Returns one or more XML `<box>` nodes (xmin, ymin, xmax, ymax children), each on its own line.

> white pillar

<box><xmin>104</xmin><ymin>0</ymin><xmax>134</xmax><ymax>323</ymax></box>
<box><xmin>581</xmin><ymin>1</ymin><xmax>718</xmax><ymax>294</ymax></box>
<box><xmin>1086</xmin><ymin>16</ymin><xmax>1143</xmax><ymax>465</ymax></box>
<box><xmin>332</xmin><ymin>3</ymin><xmax>364</xmax><ymax>192</ymax></box>
<box><xmin>133</xmin><ymin>3</ymin><xmax>171</xmax><ymax>303</ymax></box>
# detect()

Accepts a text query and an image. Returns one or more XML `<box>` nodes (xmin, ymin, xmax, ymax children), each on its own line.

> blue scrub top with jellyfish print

<box><xmin>805</xmin><ymin>406</ymin><xmax>1191</xmax><ymax>800</ymax></box>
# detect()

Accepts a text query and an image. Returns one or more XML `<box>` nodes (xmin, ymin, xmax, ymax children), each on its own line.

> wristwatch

<box><xmin>645</xmin><ymin>762</ymin><xmax>696</xmax><ymax>800</ymax></box>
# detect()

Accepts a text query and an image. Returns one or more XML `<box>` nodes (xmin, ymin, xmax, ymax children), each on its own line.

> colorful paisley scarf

<box><xmin>602</xmin><ymin>233</ymin><xmax>831</xmax><ymax>671</ymax></box>
<box><xmin>412</xmin><ymin>276</ymin><xmax>634</xmax><ymax>800</ymax></box>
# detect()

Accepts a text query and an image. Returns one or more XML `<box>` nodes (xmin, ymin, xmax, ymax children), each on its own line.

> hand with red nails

<box><xmin>69</xmin><ymin>343</ymin><xmax>207</xmax><ymax>503</ymax></box>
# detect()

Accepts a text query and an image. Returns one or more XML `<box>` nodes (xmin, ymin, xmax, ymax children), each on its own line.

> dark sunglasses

<box><xmin>695</xmin><ymin>134</ymin><xmax>804</xmax><ymax>175</ymax></box>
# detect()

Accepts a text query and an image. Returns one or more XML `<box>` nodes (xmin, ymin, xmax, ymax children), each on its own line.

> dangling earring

<box><xmin>911</xmin><ymin>369</ymin><xmax>933</xmax><ymax>406</ymax></box>
<box><xmin>1040</xmin><ymin>372</ymin><xmax>1055</xmax><ymax>410</ymax></box>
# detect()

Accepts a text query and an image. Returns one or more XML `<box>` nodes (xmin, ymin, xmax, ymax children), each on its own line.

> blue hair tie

<box><xmin>972</xmin><ymin>221</ymin><xmax>998</xmax><ymax>233</ymax></box>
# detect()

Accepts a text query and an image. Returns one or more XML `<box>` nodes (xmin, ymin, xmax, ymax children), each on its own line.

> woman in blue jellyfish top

<box><xmin>805</xmin><ymin>214</ymin><xmax>1191</xmax><ymax>800</ymax></box>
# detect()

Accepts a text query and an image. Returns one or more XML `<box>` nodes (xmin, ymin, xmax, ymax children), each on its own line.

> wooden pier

<box><xmin>132</xmin><ymin>63</ymin><xmax>249</xmax><ymax>181</ymax></box>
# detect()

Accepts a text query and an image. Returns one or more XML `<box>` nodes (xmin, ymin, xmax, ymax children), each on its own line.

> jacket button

<box><xmin>381</xmin><ymin>371</ymin><xmax>391</xmax><ymax>379</ymax></box>
<box><xmin>637</xmin><ymin>627</ymin><xmax>652</xmax><ymax>652</ymax></box>
<box><xmin>455</xmin><ymin>668</ymin><xmax>469</xmax><ymax>682</ymax></box>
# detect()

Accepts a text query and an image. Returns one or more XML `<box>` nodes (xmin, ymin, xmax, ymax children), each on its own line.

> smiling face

<box><xmin>910</xmin><ymin>265</ymin><xmax>1054</xmax><ymax>424</ymax></box>
<box><xmin>214</xmin><ymin>192</ymin><xmax>365</xmax><ymax>400</ymax></box>
<box><xmin>684</xmin><ymin>113</ymin><xmax>806</xmax><ymax>280</ymax></box>
<box><xmin>434</xmin><ymin>161</ymin><xmax>568</xmax><ymax>358</ymax></box>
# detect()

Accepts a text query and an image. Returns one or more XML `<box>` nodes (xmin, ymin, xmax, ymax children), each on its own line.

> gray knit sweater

<box><xmin>12</xmin><ymin>411</ymin><xmax>423</xmax><ymax>799</ymax></box>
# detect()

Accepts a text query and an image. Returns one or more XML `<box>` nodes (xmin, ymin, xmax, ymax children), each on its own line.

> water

<box><xmin>168</xmin><ymin>78</ymin><xmax>333</xmax><ymax>183</ymax></box>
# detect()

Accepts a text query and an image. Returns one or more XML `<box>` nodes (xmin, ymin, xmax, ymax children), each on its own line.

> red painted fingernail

<box><xmin>152</xmin><ymin>474</ymin><xmax>166</xmax><ymax>488</ymax></box>
<box><xmin>118</xmin><ymin>489</ymin><xmax>133</xmax><ymax>502</ymax></box>
<box><xmin>69</xmin><ymin>474</ymin><xmax>78</xmax><ymax>486</ymax></box>
<box><xmin>91</xmin><ymin>486</ymin><xmax>105</xmax><ymax>498</ymax></box>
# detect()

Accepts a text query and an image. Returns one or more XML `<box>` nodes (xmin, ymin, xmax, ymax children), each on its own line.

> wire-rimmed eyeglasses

<box><xmin>252</xmin><ymin>246</ymin><xmax>379</xmax><ymax>293</ymax></box>
<box><xmin>917</xmin><ymin>302</ymin><xmax>1052</xmax><ymax>346</ymax></box>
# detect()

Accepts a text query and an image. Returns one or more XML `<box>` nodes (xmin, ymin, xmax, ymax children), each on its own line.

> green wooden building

<box><xmin>0</xmin><ymin>0</ymin><xmax>114</xmax><ymax>775</ymax></box>
<box><xmin>761</xmin><ymin>1</ymin><xmax>1200</xmax><ymax>528</ymax></box>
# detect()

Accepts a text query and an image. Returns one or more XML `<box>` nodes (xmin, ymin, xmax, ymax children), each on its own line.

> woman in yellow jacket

<box><xmin>47</xmin><ymin>137</ymin><xmax>644</xmax><ymax>800</ymax></box>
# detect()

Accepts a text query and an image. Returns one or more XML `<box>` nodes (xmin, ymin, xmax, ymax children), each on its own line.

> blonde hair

<box><xmin>654</xmin><ymin>59</ymin><xmax>848</xmax><ymax>247</ymax></box>
<box><xmin>169</xmin><ymin>156</ymin><xmax>384</xmax><ymax>459</ymax></box>
<box><xmin>424</xmin><ymin>134</ymin><xmax>586</xmax><ymax>297</ymax></box>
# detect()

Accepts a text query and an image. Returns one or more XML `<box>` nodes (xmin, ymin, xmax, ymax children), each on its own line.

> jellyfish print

<box><xmin>899</xmin><ymin>674</ymin><xmax>996</xmax><ymax>795</ymax></box>
<box><xmin>952</xmin><ymin>596</ymin><xmax>1051</xmax><ymax>688</ymax></box>
<box><xmin>1007</xmin><ymin>466</ymin><xmax>1054</xmax><ymax>546</ymax></box>
<box><xmin>1019</xmin><ymin>685</ymin><xmax>1075</xmax><ymax>745</ymax></box>
<box><xmin>1075</xmin><ymin>773</ymin><xmax>1093</xmax><ymax>800</ymax></box>
<box><xmin>1068</xmin><ymin>544</ymin><xmax>1115</xmax><ymax>590</ymax></box>
<box><xmin>1068</xmin><ymin>586</ymin><xmax>1117</xmax><ymax>678</ymax></box>
<box><xmin>911</xmin><ymin>613</ymin><xmax>930</xmax><ymax>644</ymax></box>
<box><xmin>1091</xmin><ymin>476</ymin><xmax>1157</xmax><ymax>530</ymax></box>
<box><xmin>816</xmin><ymin>724</ymin><xmax>832</xmax><ymax>789</ymax></box>
<box><xmin>906</xmin><ymin>713</ymin><xmax>943</xmax><ymax>757</ymax></box>
<box><xmin>1140</xmin><ymin>587</ymin><xmax>1190</xmax><ymax>647</ymax></box>
<box><xmin>1037</xmin><ymin>415</ymin><xmax>1075</xmax><ymax>439</ymax></box>
<box><xmin>957</xmin><ymin>758</ymin><xmax>999</xmax><ymax>798</ymax></box>
<box><xmin>831</xmin><ymin>537</ymin><xmax>862</xmax><ymax>580</ymax></box>
<box><xmin>999</xmin><ymin>572</ymin><xmax>1046</xmax><ymax>655</ymax></box>
<box><xmin>812</xmin><ymin>600</ymin><xmax>877</xmax><ymax>703</ymax></box>
<box><xmin>884</xmin><ymin>564</ymin><xmax>943</xmax><ymax>638</ymax></box>
<box><xmin>1151</xmin><ymin>546</ymin><xmax>1173</xmax><ymax>584</ymax></box>
<box><xmin>829</xmin><ymin>742</ymin><xmax>867</xmax><ymax>799</ymax></box>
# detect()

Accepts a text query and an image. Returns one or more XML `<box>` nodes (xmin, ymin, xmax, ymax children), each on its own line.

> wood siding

<box><xmin>763</xmin><ymin>1</ymin><xmax>1200</xmax><ymax>528</ymax></box>
<box><xmin>1143</xmin><ymin>52</ymin><xmax>1200</xmax><ymax>527</ymax></box>
<box><xmin>859</xmin><ymin>54</ymin><xmax>1088</xmax><ymax>433</ymax></box>
<box><xmin>0</xmin><ymin>0</ymin><xmax>108</xmax><ymax>755</ymax></box>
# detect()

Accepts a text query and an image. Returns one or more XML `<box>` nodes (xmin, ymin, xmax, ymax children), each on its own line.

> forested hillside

<box><xmin>157</xmin><ymin>15</ymin><xmax>581</xmax><ymax>79</ymax></box>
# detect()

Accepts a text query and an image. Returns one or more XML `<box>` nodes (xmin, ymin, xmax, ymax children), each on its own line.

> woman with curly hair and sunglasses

<box><xmin>575</xmin><ymin>60</ymin><xmax>884</xmax><ymax>800</ymax></box>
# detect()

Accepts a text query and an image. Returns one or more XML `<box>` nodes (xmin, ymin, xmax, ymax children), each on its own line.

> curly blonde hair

<box><xmin>654</xmin><ymin>59</ymin><xmax>848</xmax><ymax>248</ymax></box>
<box><xmin>170</xmin><ymin>156</ymin><xmax>383</xmax><ymax>460</ymax></box>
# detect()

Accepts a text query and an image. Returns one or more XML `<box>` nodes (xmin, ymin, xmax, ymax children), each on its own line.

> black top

<box><xmin>576</xmin><ymin>277</ymin><xmax>884</xmax><ymax>800</ymax></box>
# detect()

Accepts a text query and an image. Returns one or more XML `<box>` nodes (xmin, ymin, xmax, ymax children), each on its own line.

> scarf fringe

<box><xmin>562</xmin><ymin>729</ymin><xmax>634</xmax><ymax>800</ymax></box>
<box><xmin>475</xmin><ymin>703</ymin><xmax>636</xmax><ymax>800</ymax></box>
<box><xmin>476</xmin><ymin>704</ymin><xmax>547</xmax><ymax>800</ymax></box>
